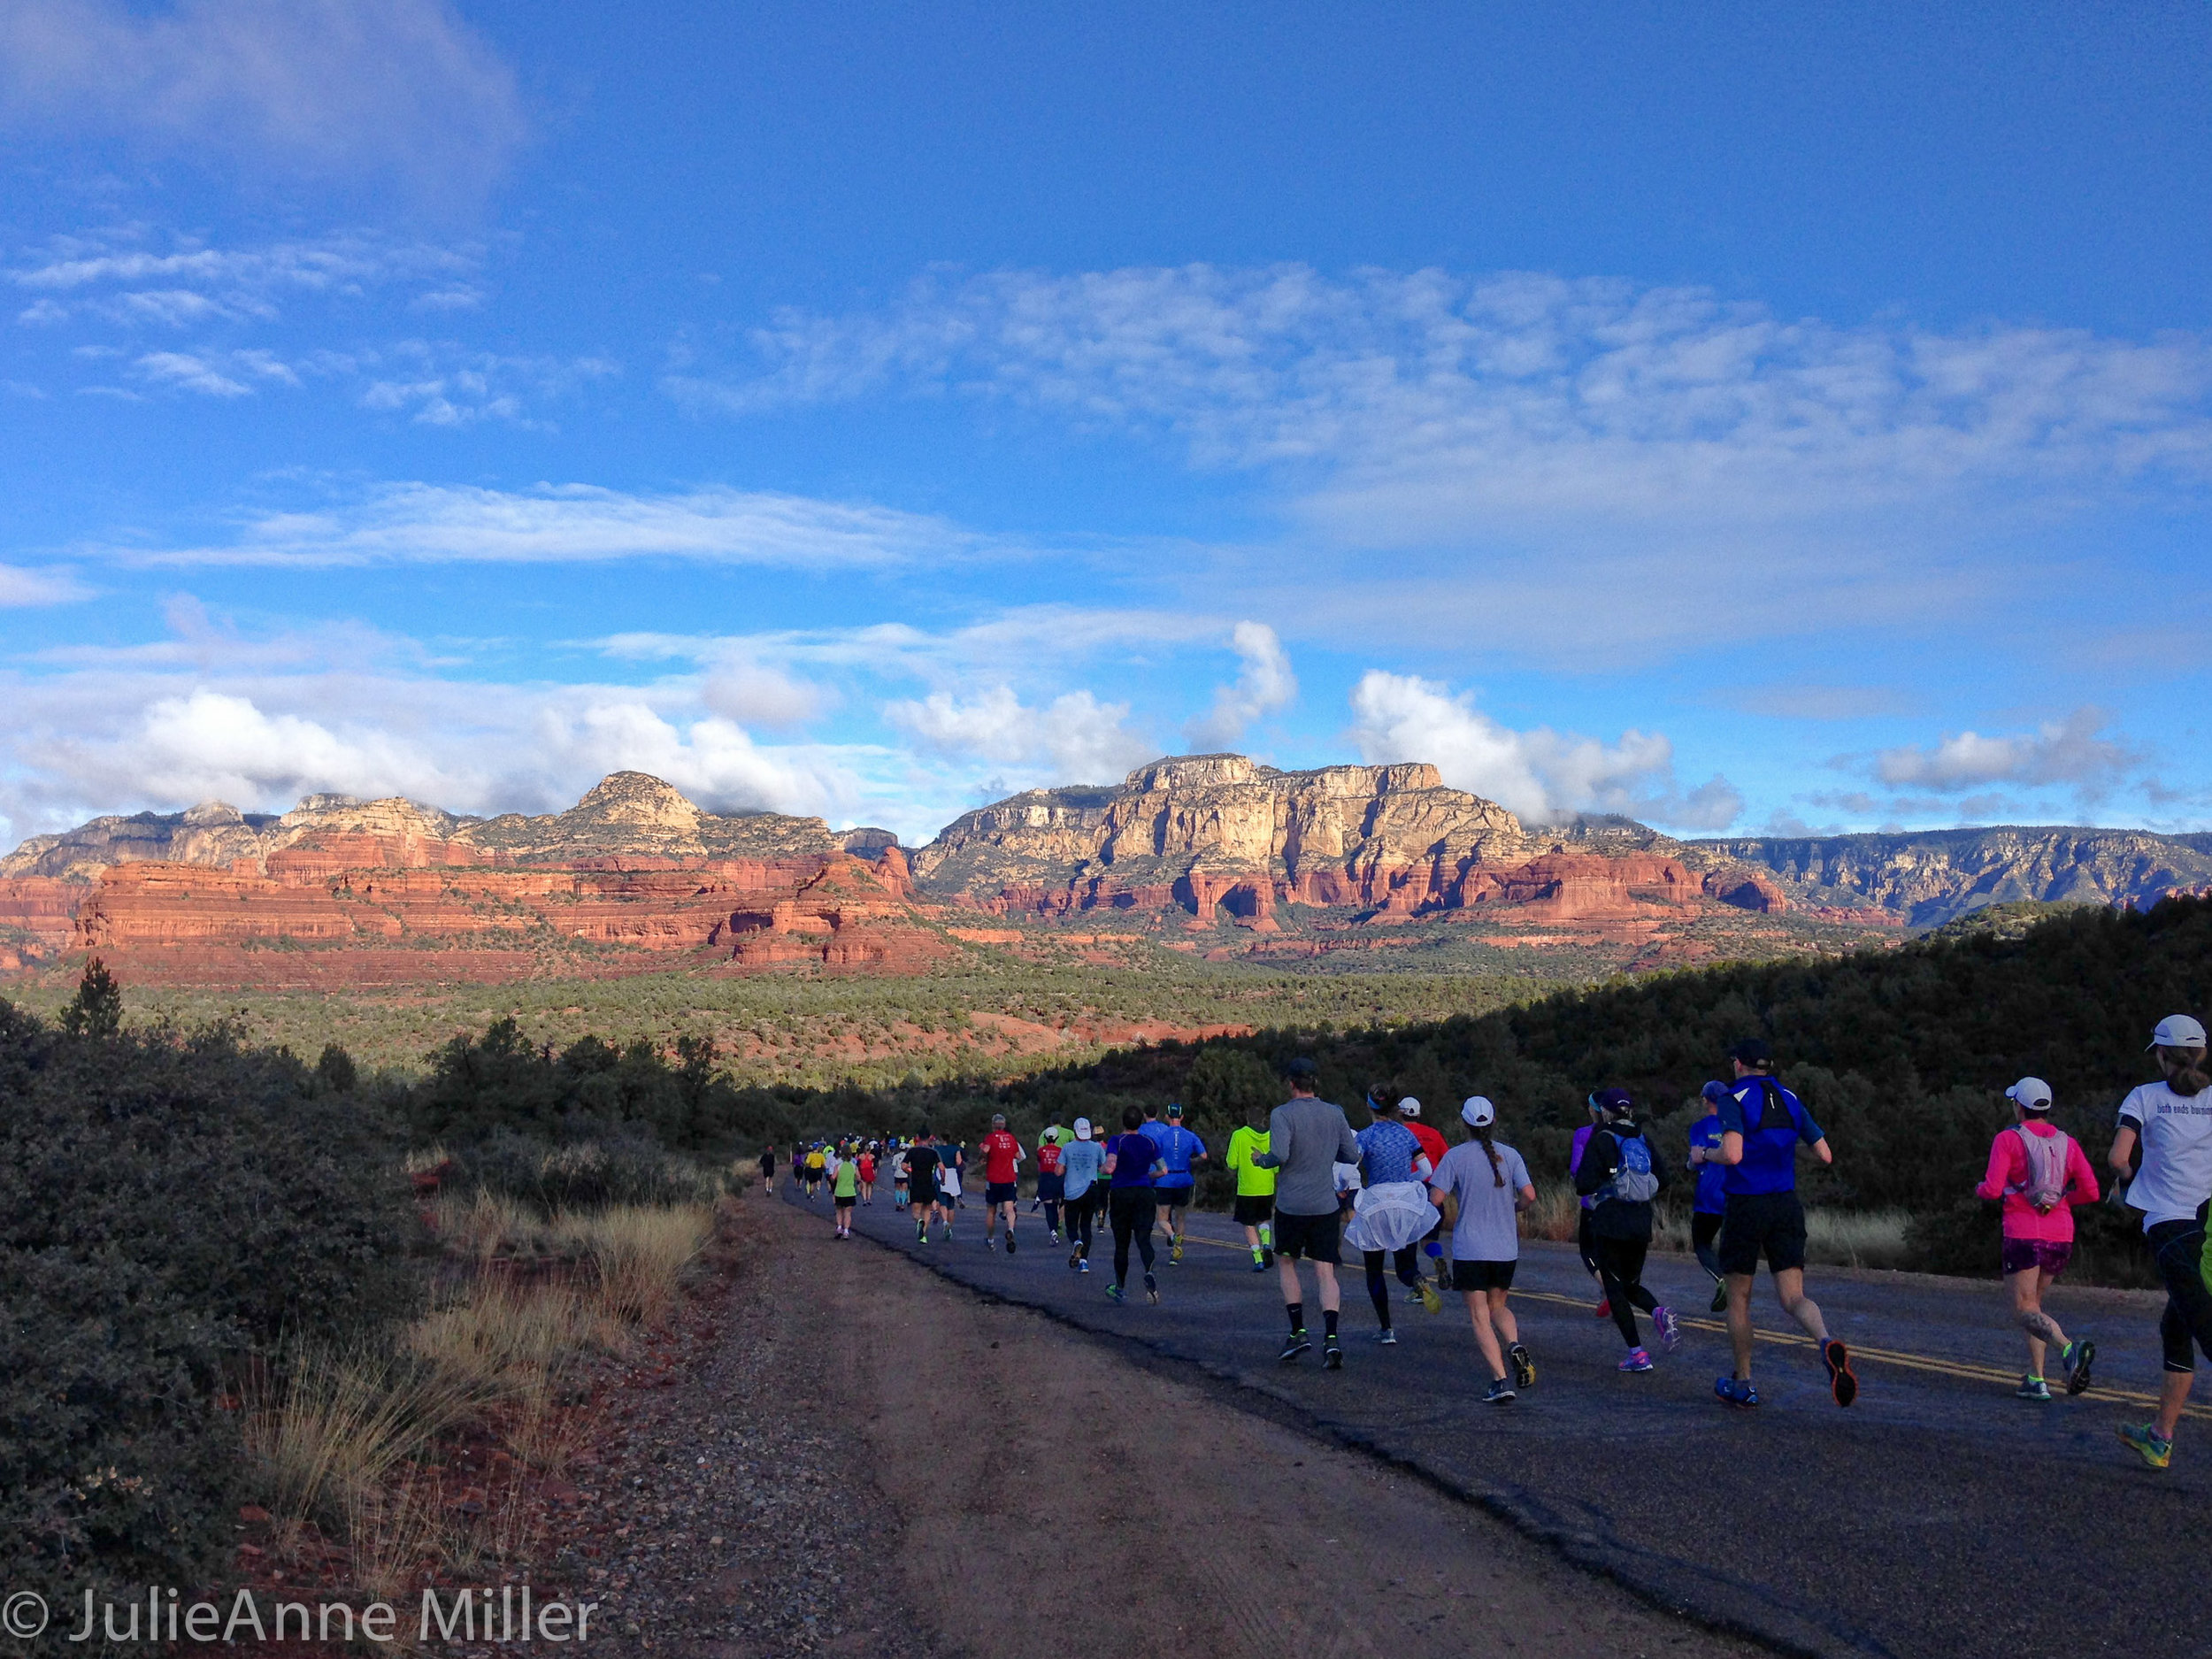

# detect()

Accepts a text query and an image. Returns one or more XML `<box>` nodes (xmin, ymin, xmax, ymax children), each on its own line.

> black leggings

<box><xmin>1593</xmin><ymin>1234</ymin><xmax>1659</xmax><ymax>1347</ymax></box>
<box><xmin>1109</xmin><ymin>1188</ymin><xmax>1158</xmax><ymax>1284</ymax></box>
<box><xmin>1692</xmin><ymin>1210</ymin><xmax>1724</xmax><ymax>1282</ymax></box>
<box><xmin>1578</xmin><ymin>1209</ymin><xmax>1601</xmax><ymax>1278</ymax></box>
<box><xmin>1041</xmin><ymin>1198</ymin><xmax>1061</xmax><ymax>1233</ymax></box>
<box><xmin>1064</xmin><ymin>1189</ymin><xmax>1098</xmax><ymax>1255</ymax></box>
<box><xmin>2149</xmin><ymin>1217</ymin><xmax>2212</xmax><ymax>1372</ymax></box>
<box><xmin>1363</xmin><ymin>1246</ymin><xmax>1421</xmax><ymax>1329</ymax></box>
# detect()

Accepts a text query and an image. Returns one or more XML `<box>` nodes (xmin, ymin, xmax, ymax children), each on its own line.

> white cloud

<box><xmin>0</xmin><ymin>0</ymin><xmax>526</xmax><ymax>200</ymax></box>
<box><xmin>1870</xmin><ymin>707</ymin><xmax>2139</xmax><ymax>797</ymax></box>
<box><xmin>0</xmin><ymin>564</ymin><xmax>92</xmax><ymax>606</ymax></box>
<box><xmin>884</xmin><ymin>686</ymin><xmax>1152</xmax><ymax>785</ymax></box>
<box><xmin>117</xmin><ymin>481</ymin><xmax>984</xmax><ymax>569</ymax></box>
<box><xmin>130</xmin><ymin>348</ymin><xmax>298</xmax><ymax>397</ymax></box>
<box><xmin>8</xmin><ymin>231</ymin><xmax>476</xmax><ymax>323</ymax></box>
<box><xmin>1348</xmin><ymin>669</ymin><xmax>1740</xmax><ymax>830</ymax></box>
<box><xmin>1185</xmin><ymin>620</ymin><xmax>1296</xmax><ymax>749</ymax></box>
<box><xmin>701</xmin><ymin>662</ymin><xmax>836</xmax><ymax>731</ymax></box>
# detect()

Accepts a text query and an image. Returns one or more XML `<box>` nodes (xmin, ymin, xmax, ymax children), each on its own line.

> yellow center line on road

<box><xmin>1168</xmin><ymin>1230</ymin><xmax>2206</xmax><ymax>1418</ymax></box>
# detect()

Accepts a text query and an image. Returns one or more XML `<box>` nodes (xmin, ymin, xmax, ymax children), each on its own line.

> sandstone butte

<box><xmin>4</xmin><ymin>753</ymin><xmax>2208</xmax><ymax>985</ymax></box>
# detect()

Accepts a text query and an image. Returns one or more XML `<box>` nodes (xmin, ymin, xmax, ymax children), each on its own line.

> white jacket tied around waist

<box><xmin>1344</xmin><ymin>1179</ymin><xmax>1435</xmax><ymax>1253</ymax></box>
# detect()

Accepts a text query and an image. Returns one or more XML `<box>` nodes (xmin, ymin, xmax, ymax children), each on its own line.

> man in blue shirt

<box><xmin>1148</xmin><ymin>1103</ymin><xmax>1208</xmax><ymax>1263</ymax></box>
<box><xmin>1714</xmin><ymin>1039</ymin><xmax>1857</xmax><ymax>1409</ymax></box>
<box><xmin>1688</xmin><ymin>1082</ymin><xmax>1729</xmax><ymax>1313</ymax></box>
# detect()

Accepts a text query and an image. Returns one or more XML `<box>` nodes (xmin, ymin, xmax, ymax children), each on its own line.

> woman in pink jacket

<box><xmin>1974</xmin><ymin>1076</ymin><xmax>2100</xmax><ymax>1401</ymax></box>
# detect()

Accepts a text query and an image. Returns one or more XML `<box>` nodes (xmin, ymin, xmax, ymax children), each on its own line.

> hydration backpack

<box><xmin>1607</xmin><ymin>1132</ymin><xmax>1661</xmax><ymax>1203</ymax></box>
<box><xmin>2009</xmin><ymin>1125</ymin><xmax>2073</xmax><ymax>1210</ymax></box>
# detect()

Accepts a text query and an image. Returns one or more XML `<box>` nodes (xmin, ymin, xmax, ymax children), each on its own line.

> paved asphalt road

<box><xmin>786</xmin><ymin>1180</ymin><xmax>2206</xmax><ymax>1659</ymax></box>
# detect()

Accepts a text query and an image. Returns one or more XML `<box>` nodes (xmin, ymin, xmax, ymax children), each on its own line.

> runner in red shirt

<box><xmin>1399</xmin><ymin>1097</ymin><xmax>1454</xmax><ymax>1294</ymax></box>
<box><xmin>980</xmin><ymin>1114</ymin><xmax>1026</xmax><ymax>1255</ymax></box>
<box><xmin>1034</xmin><ymin>1129</ymin><xmax>1066</xmax><ymax>1244</ymax></box>
<box><xmin>856</xmin><ymin>1146</ymin><xmax>878</xmax><ymax>1205</ymax></box>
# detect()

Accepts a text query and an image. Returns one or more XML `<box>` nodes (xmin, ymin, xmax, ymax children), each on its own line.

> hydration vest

<box><xmin>2008</xmin><ymin>1125</ymin><xmax>2072</xmax><ymax>1210</ymax></box>
<box><xmin>1605</xmin><ymin>1130</ymin><xmax>1661</xmax><ymax>1204</ymax></box>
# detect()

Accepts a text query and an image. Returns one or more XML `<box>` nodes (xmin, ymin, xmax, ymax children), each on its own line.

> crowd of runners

<box><xmin>757</xmin><ymin>1013</ymin><xmax>2212</xmax><ymax>1467</ymax></box>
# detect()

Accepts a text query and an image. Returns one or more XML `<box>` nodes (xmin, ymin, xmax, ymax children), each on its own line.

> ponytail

<box><xmin>1478</xmin><ymin>1127</ymin><xmax>1503</xmax><ymax>1187</ymax></box>
<box><xmin>2160</xmin><ymin>1045</ymin><xmax>2212</xmax><ymax>1099</ymax></box>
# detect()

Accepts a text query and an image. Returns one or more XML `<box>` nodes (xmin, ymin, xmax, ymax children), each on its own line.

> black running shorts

<box><xmin>1233</xmin><ymin>1194</ymin><xmax>1275</xmax><ymax>1227</ymax></box>
<box><xmin>1156</xmin><ymin>1184</ymin><xmax>1194</xmax><ymax>1210</ymax></box>
<box><xmin>1451</xmin><ymin>1258</ymin><xmax>1516</xmax><ymax>1292</ymax></box>
<box><xmin>1718</xmin><ymin>1191</ymin><xmax>1808</xmax><ymax>1276</ymax></box>
<box><xmin>986</xmin><ymin>1181</ymin><xmax>1018</xmax><ymax>1204</ymax></box>
<box><xmin>1272</xmin><ymin>1208</ymin><xmax>1341</xmax><ymax>1264</ymax></box>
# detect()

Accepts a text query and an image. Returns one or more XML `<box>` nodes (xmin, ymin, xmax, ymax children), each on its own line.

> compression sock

<box><xmin>1286</xmin><ymin>1302</ymin><xmax>1304</xmax><ymax>1334</ymax></box>
<box><xmin>1323</xmin><ymin>1310</ymin><xmax>1340</xmax><ymax>1340</ymax></box>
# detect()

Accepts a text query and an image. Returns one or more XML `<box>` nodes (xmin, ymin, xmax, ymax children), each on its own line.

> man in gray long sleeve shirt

<box><xmin>1251</xmin><ymin>1057</ymin><xmax>1361</xmax><ymax>1368</ymax></box>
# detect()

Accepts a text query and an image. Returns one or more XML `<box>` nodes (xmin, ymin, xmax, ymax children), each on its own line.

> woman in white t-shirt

<box><xmin>2109</xmin><ymin>1015</ymin><xmax>2212</xmax><ymax>1469</ymax></box>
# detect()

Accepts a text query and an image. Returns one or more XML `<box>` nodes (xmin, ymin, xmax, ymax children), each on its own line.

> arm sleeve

<box><xmin>1574</xmin><ymin>1131</ymin><xmax>1617</xmax><ymax>1196</ymax></box>
<box><xmin>1974</xmin><ymin>1134</ymin><xmax>2017</xmax><ymax>1202</ymax></box>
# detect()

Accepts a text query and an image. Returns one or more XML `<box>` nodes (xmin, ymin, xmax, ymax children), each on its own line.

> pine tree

<box><xmin>58</xmin><ymin>956</ymin><xmax>123</xmax><ymax>1039</ymax></box>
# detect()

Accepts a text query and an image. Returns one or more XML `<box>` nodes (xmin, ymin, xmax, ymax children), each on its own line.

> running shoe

<box><xmin>1049</xmin><ymin>1230</ymin><xmax>1061</xmax><ymax>1245</ymax></box>
<box><xmin>984</xmin><ymin>1236</ymin><xmax>996</xmax><ymax>1250</ymax></box>
<box><xmin>1068</xmin><ymin>1246</ymin><xmax>1082</xmax><ymax>1270</ymax></box>
<box><xmin>2016</xmin><ymin>1374</ymin><xmax>2053</xmax><ymax>1402</ymax></box>
<box><xmin>1261</xmin><ymin>1248</ymin><xmax>1275</xmax><ymax>1268</ymax></box>
<box><xmin>1078</xmin><ymin>1259</ymin><xmax>1091</xmax><ymax>1273</ymax></box>
<box><xmin>1106</xmin><ymin>1283</ymin><xmax>1125</xmax><ymax>1303</ymax></box>
<box><xmin>1171</xmin><ymin>1240</ymin><xmax>1184</xmax><ymax>1263</ymax></box>
<box><xmin>1714</xmin><ymin>1376</ymin><xmax>1759</xmax><ymax>1409</ymax></box>
<box><xmin>1322</xmin><ymin>1338</ymin><xmax>1343</xmax><ymax>1371</ymax></box>
<box><xmin>1378</xmin><ymin>1328</ymin><xmax>1398</xmax><ymax>1345</ymax></box>
<box><xmin>1618</xmin><ymin>1347</ymin><xmax>1655</xmax><ymax>1373</ymax></box>
<box><xmin>916</xmin><ymin>1225</ymin><xmax>928</xmax><ymax>1244</ymax></box>
<box><xmin>1416</xmin><ymin>1279</ymin><xmax>1442</xmax><ymax>1315</ymax></box>
<box><xmin>1279</xmin><ymin>1330</ymin><xmax>1311</xmax><ymax>1363</ymax></box>
<box><xmin>2118</xmin><ymin>1422</ymin><xmax>2172</xmax><ymax>1470</ymax></box>
<box><xmin>1822</xmin><ymin>1339</ymin><xmax>1859</xmax><ymax>1408</ymax></box>
<box><xmin>1483</xmin><ymin>1378</ymin><xmax>1517</xmax><ymax>1405</ymax></box>
<box><xmin>1593</xmin><ymin>1296</ymin><xmax>1612</xmax><ymax>1318</ymax></box>
<box><xmin>1250</xmin><ymin>1252</ymin><xmax>1268</xmax><ymax>1272</ymax></box>
<box><xmin>1709</xmin><ymin>1282</ymin><xmax>1729</xmax><ymax>1314</ymax></box>
<box><xmin>1509</xmin><ymin>1343</ymin><xmax>1536</xmax><ymax>1390</ymax></box>
<box><xmin>1653</xmin><ymin>1304</ymin><xmax>1680</xmax><ymax>1353</ymax></box>
<box><xmin>1144</xmin><ymin>1272</ymin><xmax>1159</xmax><ymax>1305</ymax></box>
<box><xmin>2062</xmin><ymin>1338</ymin><xmax>2096</xmax><ymax>1396</ymax></box>
<box><xmin>1005</xmin><ymin>1234</ymin><xmax>1017</xmax><ymax>1256</ymax></box>
<box><xmin>1403</xmin><ymin>1288</ymin><xmax>1429</xmax><ymax>1306</ymax></box>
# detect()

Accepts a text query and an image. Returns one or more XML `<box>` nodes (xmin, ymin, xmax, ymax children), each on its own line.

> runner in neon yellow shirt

<box><xmin>1225</xmin><ymin>1101</ymin><xmax>1277</xmax><ymax>1271</ymax></box>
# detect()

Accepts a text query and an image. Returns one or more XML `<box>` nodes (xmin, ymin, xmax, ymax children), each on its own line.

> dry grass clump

<box><xmin>242</xmin><ymin>1348</ymin><xmax>478</xmax><ymax>1538</ymax></box>
<box><xmin>1527</xmin><ymin>1187</ymin><xmax>1908</xmax><ymax>1269</ymax></box>
<box><xmin>554</xmin><ymin>1202</ymin><xmax>714</xmax><ymax>1324</ymax></box>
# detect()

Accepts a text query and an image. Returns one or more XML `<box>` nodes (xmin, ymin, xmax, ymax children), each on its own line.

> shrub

<box><xmin>0</xmin><ymin>999</ymin><xmax>426</xmax><ymax>1612</ymax></box>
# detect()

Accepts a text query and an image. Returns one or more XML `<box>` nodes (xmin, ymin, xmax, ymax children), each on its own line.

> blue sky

<box><xmin>2</xmin><ymin>1</ymin><xmax>2208</xmax><ymax>846</ymax></box>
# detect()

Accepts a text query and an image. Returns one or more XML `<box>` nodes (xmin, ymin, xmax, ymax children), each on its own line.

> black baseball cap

<box><xmin>1727</xmin><ymin>1037</ymin><xmax>1772</xmax><ymax>1065</ymax></box>
<box><xmin>1282</xmin><ymin>1056</ymin><xmax>1319</xmax><ymax>1080</ymax></box>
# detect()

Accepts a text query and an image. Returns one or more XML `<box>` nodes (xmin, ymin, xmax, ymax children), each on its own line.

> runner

<box><xmin>1060</xmin><ymin>1117</ymin><xmax>1105</xmax><ymax>1271</ymax></box>
<box><xmin>941</xmin><ymin>1140</ymin><xmax>965</xmax><ymax>1214</ymax></box>
<box><xmin>1148</xmin><ymin>1103</ymin><xmax>1208</xmax><ymax>1263</ymax></box>
<box><xmin>758</xmin><ymin>1143</ymin><xmax>777</xmax><ymax>1197</ymax></box>
<box><xmin>1348</xmin><ymin>1083</ymin><xmax>1440</xmax><ymax>1345</ymax></box>
<box><xmin>1225</xmin><ymin>1100</ymin><xmax>1276</xmax><ymax>1270</ymax></box>
<box><xmin>1573</xmin><ymin>1088</ymin><xmax>1675</xmax><ymax>1371</ymax></box>
<box><xmin>805</xmin><ymin>1142</ymin><xmax>826</xmax><ymax>1201</ymax></box>
<box><xmin>1570</xmin><ymin>1101</ymin><xmax>1609</xmax><ymax>1317</ymax></box>
<box><xmin>1103</xmin><ymin>1106</ymin><xmax>1166</xmax><ymax>1304</ymax></box>
<box><xmin>1426</xmin><ymin>1096</ymin><xmax>1537</xmax><ymax>1404</ymax></box>
<box><xmin>980</xmin><ymin>1113</ymin><xmax>1025</xmax><ymax>1254</ymax></box>
<box><xmin>2109</xmin><ymin>1015</ymin><xmax>2212</xmax><ymax>1469</ymax></box>
<box><xmin>891</xmin><ymin>1140</ymin><xmax>910</xmax><ymax>1211</ymax></box>
<box><xmin>1688</xmin><ymin>1083</ymin><xmax>1729</xmax><ymax>1312</ymax></box>
<box><xmin>1713</xmin><ymin>1039</ymin><xmax>1856</xmax><ymax>1409</ymax></box>
<box><xmin>905</xmin><ymin>1131</ymin><xmax>945</xmax><ymax>1244</ymax></box>
<box><xmin>1034</xmin><ymin>1126</ymin><xmax>1065</xmax><ymax>1244</ymax></box>
<box><xmin>1973</xmin><ymin>1076</ymin><xmax>2099</xmax><ymax>1401</ymax></box>
<box><xmin>832</xmin><ymin>1147</ymin><xmax>859</xmax><ymax>1238</ymax></box>
<box><xmin>1251</xmin><ymin>1056</ymin><xmax>1362</xmax><ymax>1370</ymax></box>
<box><xmin>1396</xmin><ymin>1095</ymin><xmax>1452</xmax><ymax>1294</ymax></box>
<box><xmin>1033</xmin><ymin>1121</ymin><xmax>1071</xmax><ymax>1214</ymax></box>
<box><xmin>856</xmin><ymin>1144</ymin><xmax>877</xmax><ymax>1206</ymax></box>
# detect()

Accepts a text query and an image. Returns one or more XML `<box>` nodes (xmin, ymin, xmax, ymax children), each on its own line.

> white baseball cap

<box><xmin>2150</xmin><ymin>1014</ymin><xmax>2208</xmax><ymax>1049</ymax></box>
<box><xmin>1397</xmin><ymin>1097</ymin><xmax>1421</xmax><ymax>1118</ymax></box>
<box><xmin>1073</xmin><ymin>1117</ymin><xmax>1093</xmax><ymax>1140</ymax></box>
<box><xmin>2006</xmin><ymin>1077</ymin><xmax>2054</xmax><ymax>1112</ymax></box>
<box><xmin>1461</xmin><ymin>1095</ymin><xmax>1495</xmax><ymax>1129</ymax></box>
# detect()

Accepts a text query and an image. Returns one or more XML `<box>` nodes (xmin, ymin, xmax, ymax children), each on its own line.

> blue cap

<box><xmin>1701</xmin><ymin>1080</ymin><xmax>1731</xmax><ymax>1104</ymax></box>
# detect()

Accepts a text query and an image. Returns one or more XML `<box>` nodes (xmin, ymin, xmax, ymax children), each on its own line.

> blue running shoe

<box><xmin>1106</xmin><ymin>1283</ymin><xmax>1125</xmax><ymax>1303</ymax></box>
<box><xmin>2119</xmin><ymin>1422</ymin><xmax>2171</xmax><ymax>1469</ymax></box>
<box><xmin>1652</xmin><ymin>1304</ymin><xmax>1680</xmax><ymax>1353</ymax></box>
<box><xmin>1618</xmin><ymin>1347</ymin><xmax>1654</xmax><ymax>1373</ymax></box>
<box><xmin>1715</xmin><ymin>1376</ymin><xmax>1759</xmax><ymax>1409</ymax></box>
<box><xmin>2062</xmin><ymin>1338</ymin><xmax>2096</xmax><ymax>1397</ymax></box>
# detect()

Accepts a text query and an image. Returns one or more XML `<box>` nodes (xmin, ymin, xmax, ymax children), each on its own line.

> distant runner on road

<box><xmin>1060</xmin><ymin>1118</ymin><xmax>1104</xmax><ymax>1272</ymax></box>
<box><xmin>1104</xmin><ymin>1106</ymin><xmax>1166</xmax><ymax>1304</ymax></box>
<box><xmin>1688</xmin><ymin>1085</ymin><xmax>1729</xmax><ymax>1311</ymax></box>
<box><xmin>856</xmin><ymin>1146</ymin><xmax>877</xmax><ymax>1206</ymax></box>
<box><xmin>1251</xmin><ymin>1056</ymin><xmax>1362</xmax><ymax>1370</ymax></box>
<box><xmin>1714</xmin><ymin>1039</ymin><xmax>1856</xmax><ymax>1409</ymax></box>
<box><xmin>891</xmin><ymin>1141</ymin><xmax>910</xmax><ymax>1211</ymax></box>
<box><xmin>941</xmin><ymin>1141</ymin><xmax>965</xmax><ymax>1212</ymax></box>
<box><xmin>832</xmin><ymin>1147</ymin><xmax>858</xmax><ymax>1238</ymax></box>
<box><xmin>1348</xmin><ymin>1083</ymin><xmax>1439</xmax><ymax>1346</ymax></box>
<box><xmin>1974</xmin><ymin>1075</ymin><xmax>2099</xmax><ymax>1402</ymax></box>
<box><xmin>1396</xmin><ymin>1096</ymin><xmax>1452</xmax><ymax>1294</ymax></box>
<box><xmin>1149</xmin><ymin>1103</ymin><xmax>1207</xmax><ymax>1263</ymax></box>
<box><xmin>906</xmin><ymin>1132</ymin><xmax>946</xmax><ymax>1245</ymax></box>
<box><xmin>1034</xmin><ymin>1126</ymin><xmax>1065</xmax><ymax>1244</ymax></box>
<box><xmin>1570</xmin><ymin>1103</ymin><xmax>1609</xmax><ymax>1319</ymax></box>
<box><xmin>2108</xmin><ymin>1015</ymin><xmax>2212</xmax><ymax>1469</ymax></box>
<box><xmin>1574</xmin><ymin>1089</ymin><xmax>1676</xmax><ymax>1372</ymax></box>
<box><xmin>1225</xmin><ymin>1100</ymin><xmax>1276</xmax><ymax>1271</ymax></box>
<box><xmin>1427</xmin><ymin>1096</ymin><xmax>1537</xmax><ymax>1404</ymax></box>
<box><xmin>758</xmin><ymin>1143</ymin><xmax>777</xmax><ymax>1196</ymax></box>
<box><xmin>981</xmin><ymin>1114</ymin><xmax>1025</xmax><ymax>1254</ymax></box>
